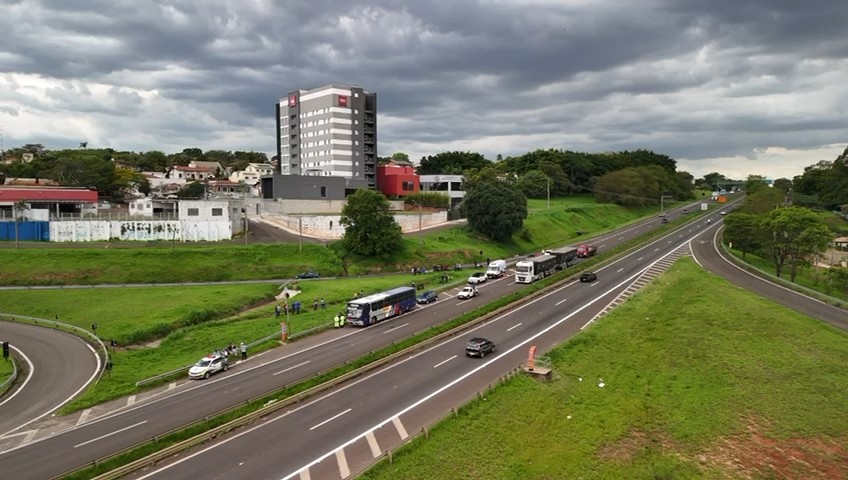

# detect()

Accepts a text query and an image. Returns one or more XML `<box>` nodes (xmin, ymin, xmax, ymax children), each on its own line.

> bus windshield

<box><xmin>346</xmin><ymin>303</ymin><xmax>364</xmax><ymax>319</ymax></box>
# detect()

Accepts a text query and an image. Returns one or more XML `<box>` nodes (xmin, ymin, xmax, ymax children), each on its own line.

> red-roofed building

<box><xmin>376</xmin><ymin>160</ymin><xmax>419</xmax><ymax>197</ymax></box>
<box><xmin>0</xmin><ymin>186</ymin><xmax>98</xmax><ymax>220</ymax></box>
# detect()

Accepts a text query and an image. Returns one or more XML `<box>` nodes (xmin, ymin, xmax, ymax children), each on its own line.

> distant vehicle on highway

<box><xmin>514</xmin><ymin>254</ymin><xmax>558</xmax><ymax>283</ymax></box>
<box><xmin>682</xmin><ymin>208</ymin><xmax>689</xmax><ymax>214</ymax></box>
<box><xmin>576</xmin><ymin>244</ymin><xmax>598</xmax><ymax>258</ymax></box>
<box><xmin>188</xmin><ymin>354</ymin><xmax>229</xmax><ymax>380</ymax></box>
<box><xmin>465</xmin><ymin>337</ymin><xmax>495</xmax><ymax>358</ymax></box>
<box><xmin>720</xmin><ymin>211</ymin><xmax>727</xmax><ymax>215</ymax></box>
<box><xmin>457</xmin><ymin>285</ymin><xmax>479</xmax><ymax>300</ymax></box>
<box><xmin>579</xmin><ymin>271</ymin><xmax>598</xmax><ymax>283</ymax></box>
<box><xmin>661</xmin><ymin>218</ymin><xmax>669</xmax><ymax>224</ymax></box>
<box><xmin>416</xmin><ymin>290</ymin><xmax>438</xmax><ymax>304</ymax></box>
<box><xmin>467</xmin><ymin>272</ymin><xmax>488</xmax><ymax>284</ymax></box>
<box><xmin>295</xmin><ymin>271</ymin><xmax>320</xmax><ymax>279</ymax></box>
<box><xmin>485</xmin><ymin>260</ymin><xmax>508</xmax><ymax>278</ymax></box>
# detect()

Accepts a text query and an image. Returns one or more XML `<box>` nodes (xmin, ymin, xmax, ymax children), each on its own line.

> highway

<box><xmin>130</xmin><ymin>217</ymin><xmax>709</xmax><ymax>479</ymax></box>
<box><xmin>0</xmin><ymin>205</ymin><xmax>693</xmax><ymax>479</ymax></box>
<box><xmin>129</xmin><ymin>208</ymin><xmax>848</xmax><ymax>480</ymax></box>
<box><xmin>0</xmin><ymin>321</ymin><xmax>99</xmax><ymax>437</ymax></box>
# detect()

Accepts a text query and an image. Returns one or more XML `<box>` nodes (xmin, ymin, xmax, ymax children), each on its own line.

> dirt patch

<box><xmin>697</xmin><ymin>418</ymin><xmax>848</xmax><ymax>479</ymax></box>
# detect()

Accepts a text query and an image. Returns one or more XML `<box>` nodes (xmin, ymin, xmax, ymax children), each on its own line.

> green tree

<box><xmin>744</xmin><ymin>174</ymin><xmax>769</xmax><ymax>194</ymax></box>
<box><xmin>340</xmin><ymin>189</ymin><xmax>402</xmax><ymax>258</ymax></box>
<box><xmin>177</xmin><ymin>182</ymin><xmax>206</xmax><ymax>199</ymax></box>
<box><xmin>772</xmin><ymin>177</ymin><xmax>792</xmax><ymax>196</ymax></box>
<box><xmin>516</xmin><ymin>170</ymin><xmax>550</xmax><ymax>199</ymax></box>
<box><xmin>760</xmin><ymin>206</ymin><xmax>832</xmax><ymax>281</ymax></box>
<box><xmin>463</xmin><ymin>180</ymin><xmax>528</xmax><ymax>241</ymax></box>
<box><xmin>739</xmin><ymin>187</ymin><xmax>784</xmax><ymax>215</ymax></box>
<box><xmin>114</xmin><ymin>169</ymin><xmax>151</xmax><ymax>199</ymax></box>
<box><xmin>698</xmin><ymin>172</ymin><xmax>728</xmax><ymax>190</ymax></box>
<box><xmin>824</xmin><ymin>267</ymin><xmax>848</xmax><ymax>297</ymax></box>
<box><xmin>538</xmin><ymin>161</ymin><xmax>570</xmax><ymax>196</ymax></box>
<box><xmin>391</xmin><ymin>152</ymin><xmax>410</xmax><ymax>162</ymax></box>
<box><xmin>723</xmin><ymin>212</ymin><xmax>762</xmax><ymax>260</ymax></box>
<box><xmin>417</xmin><ymin>151</ymin><xmax>490</xmax><ymax>175</ymax></box>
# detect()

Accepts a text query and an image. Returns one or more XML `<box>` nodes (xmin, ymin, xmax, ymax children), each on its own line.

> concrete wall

<box><xmin>49</xmin><ymin>220</ymin><xmax>232</xmax><ymax>242</ymax></box>
<box><xmin>260</xmin><ymin>210</ymin><xmax>448</xmax><ymax>239</ymax></box>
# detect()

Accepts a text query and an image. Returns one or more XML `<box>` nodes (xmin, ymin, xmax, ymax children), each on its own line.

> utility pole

<box><xmin>298</xmin><ymin>216</ymin><xmax>303</xmax><ymax>253</ymax></box>
<box><xmin>546</xmin><ymin>177</ymin><xmax>551</xmax><ymax>210</ymax></box>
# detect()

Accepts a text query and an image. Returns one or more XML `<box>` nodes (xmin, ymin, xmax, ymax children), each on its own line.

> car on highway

<box><xmin>661</xmin><ymin>218</ymin><xmax>669</xmax><ymax>224</ymax></box>
<box><xmin>682</xmin><ymin>208</ymin><xmax>689</xmax><ymax>214</ymax></box>
<box><xmin>720</xmin><ymin>211</ymin><xmax>727</xmax><ymax>215</ymax></box>
<box><xmin>579</xmin><ymin>271</ymin><xmax>598</xmax><ymax>283</ymax></box>
<box><xmin>416</xmin><ymin>290</ymin><xmax>438</xmax><ymax>304</ymax></box>
<box><xmin>467</xmin><ymin>272</ymin><xmax>488</xmax><ymax>284</ymax></box>
<box><xmin>295</xmin><ymin>271</ymin><xmax>320</xmax><ymax>279</ymax></box>
<box><xmin>457</xmin><ymin>285</ymin><xmax>479</xmax><ymax>300</ymax></box>
<box><xmin>465</xmin><ymin>337</ymin><xmax>495</xmax><ymax>358</ymax></box>
<box><xmin>188</xmin><ymin>354</ymin><xmax>229</xmax><ymax>380</ymax></box>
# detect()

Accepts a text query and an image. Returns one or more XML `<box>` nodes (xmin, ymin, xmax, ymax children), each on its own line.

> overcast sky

<box><xmin>1</xmin><ymin>0</ymin><xmax>846</xmax><ymax>180</ymax></box>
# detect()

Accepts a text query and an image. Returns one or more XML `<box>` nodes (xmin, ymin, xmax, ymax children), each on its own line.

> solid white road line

<box><xmin>507</xmin><ymin>322</ymin><xmax>523</xmax><ymax>331</ymax></box>
<box><xmin>433</xmin><ymin>355</ymin><xmax>457</xmax><ymax>369</ymax></box>
<box><xmin>555</xmin><ymin>298</ymin><xmax>568</xmax><ymax>306</ymax></box>
<box><xmin>392</xmin><ymin>416</ymin><xmax>409</xmax><ymax>440</ymax></box>
<box><xmin>365</xmin><ymin>431</ymin><xmax>381</xmax><ymax>458</ymax></box>
<box><xmin>76</xmin><ymin>409</ymin><xmax>92</xmax><ymax>426</ymax></box>
<box><xmin>309</xmin><ymin>409</ymin><xmax>351</xmax><ymax>431</ymax></box>
<box><xmin>273</xmin><ymin>360</ymin><xmax>311</xmax><ymax>376</ymax></box>
<box><xmin>23</xmin><ymin>429</ymin><xmax>37</xmax><ymax>444</ymax></box>
<box><xmin>335</xmin><ymin>449</ymin><xmax>350</xmax><ymax>478</ymax></box>
<box><xmin>74</xmin><ymin>421</ymin><xmax>147</xmax><ymax>448</ymax></box>
<box><xmin>298</xmin><ymin>469</ymin><xmax>311</xmax><ymax>480</ymax></box>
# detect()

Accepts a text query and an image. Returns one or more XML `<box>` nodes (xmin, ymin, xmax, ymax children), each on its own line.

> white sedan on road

<box><xmin>467</xmin><ymin>272</ymin><xmax>488</xmax><ymax>284</ymax></box>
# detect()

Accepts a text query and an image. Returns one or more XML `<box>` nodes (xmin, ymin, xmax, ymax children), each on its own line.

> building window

<box><xmin>451</xmin><ymin>182</ymin><xmax>463</xmax><ymax>191</ymax></box>
<box><xmin>402</xmin><ymin>181</ymin><xmax>415</xmax><ymax>191</ymax></box>
<box><xmin>212</xmin><ymin>208</ymin><xmax>223</xmax><ymax>216</ymax></box>
<box><xmin>187</xmin><ymin>208</ymin><xmax>199</xmax><ymax>216</ymax></box>
<box><xmin>320</xmin><ymin>186</ymin><xmax>327</xmax><ymax>198</ymax></box>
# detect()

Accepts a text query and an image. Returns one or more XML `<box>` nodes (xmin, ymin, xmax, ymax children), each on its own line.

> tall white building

<box><xmin>276</xmin><ymin>84</ymin><xmax>377</xmax><ymax>188</ymax></box>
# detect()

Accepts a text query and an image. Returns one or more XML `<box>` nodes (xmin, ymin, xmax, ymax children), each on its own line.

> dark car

<box><xmin>661</xmin><ymin>217</ymin><xmax>669</xmax><ymax>224</ymax></box>
<box><xmin>295</xmin><ymin>271</ymin><xmax>320</xmax><ymax>279</ymax></box>
<box><xmin>466</xmin><ymin>337</ymin><xmax>496</xmax><ymax>358</ymax></box>
<box><xmin>416</xmin><ymin>290</ymin><xmax>438</xmax><ymax>304</ymax></box>
<box><xmin>580</xmin><ymin>271</ymin><xmax>598</xmax><ymax>283</ymax></box>
<box><xmin>681</xmin><ymin>209</ymin><xmax>689</xmax><ymax>214</ymax></box>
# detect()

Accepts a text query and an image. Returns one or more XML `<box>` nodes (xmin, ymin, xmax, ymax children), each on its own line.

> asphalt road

<box><xmin>0</xmin><ymin>322</ymin><xmax>99</xmax><ymax>437</ymax></box>
<box><xmin>0</xmin><ymin>203</ymin><xmax>696</xmax><ymax>479</ymax></box>
<box><xmin>130</xmin><ymin>215</ymin><xmax>709</xmax><ymax>479</ymax></box>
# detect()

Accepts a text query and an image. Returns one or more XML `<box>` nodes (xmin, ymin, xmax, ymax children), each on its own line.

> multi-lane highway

<box><xmin>0</xmin><ymin>321</ymin><xmax>99</xmax><ymax>437</ymax></box>
<box><xmin>0</xmin><ymin>205</ymin><xmax>693</xmax><ymax>479</ymax></box>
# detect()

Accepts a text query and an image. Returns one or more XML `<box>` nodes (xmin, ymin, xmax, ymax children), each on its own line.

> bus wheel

<box><xmin>371</xmin><ymin>316</ymin><xmax>377</xmax><ymax>325</ymax></box>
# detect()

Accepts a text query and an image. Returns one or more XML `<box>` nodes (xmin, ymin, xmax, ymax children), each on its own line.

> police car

<box><xmin>188</xmin><ymin>353</ymin><xmax>229</xmax><ymax>380</ymax></box>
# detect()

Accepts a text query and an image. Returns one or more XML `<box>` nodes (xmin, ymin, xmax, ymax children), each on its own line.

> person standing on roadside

<box><xmin>240</xmin><ymin>342</ymin><xmax>247</xmax><ymax>360</ymax></box>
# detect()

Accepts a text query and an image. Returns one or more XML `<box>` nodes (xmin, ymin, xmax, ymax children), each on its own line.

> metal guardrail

<box><xmin>0</xmin><ymin>351</ymin><xmax>18</xmax><ymax>397</ymax></box>
<box><xmin>0</xmin><ymin>313</ymin><xmax>110</xmax><ymax>384</ymax></box>
<box><xmin>348</xmin><ymin>367</ymin><xmax>523</xmax><ymax>478</ymax></box>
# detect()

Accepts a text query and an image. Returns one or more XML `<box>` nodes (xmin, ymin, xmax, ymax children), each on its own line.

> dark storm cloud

<box><xmin>1</xmin><ymin>0</ymin><xmax>846</xmax><ymax>176</ymax></box>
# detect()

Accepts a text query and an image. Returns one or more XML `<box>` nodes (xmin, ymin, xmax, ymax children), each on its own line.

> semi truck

<box><xmin>514</xmin><ymin>254</ymin><xmax>558</xmax><ymax>283</ymax></box>
<box><xmin>576</xmin><ymin>244</ymin><xmax>598</xmax><ymax>258</ymax></box>
<box><xmin>544</xmin><ymin>246</ymin><xmax>578</xmax><ymax>270</ymax></box>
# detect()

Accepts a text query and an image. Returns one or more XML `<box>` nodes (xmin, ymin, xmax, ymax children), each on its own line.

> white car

<box><xmin>188</xmin><ymin>354</ymin><xmax>229</xmax><ymax>380</ymax></box>
<box><xmin>467</xmin><ymin>272</ymin><xmax>488</xmax><ymax>284</ymax></box>
<box><xmin>458</xmin><ymin>286</ymin><xmax>479</xmax><ymax>300</ymax></box>
<box><xmin>720</xmin><ymin>211</ymin><xmax>727</xmax><ymax>215</ymax></box>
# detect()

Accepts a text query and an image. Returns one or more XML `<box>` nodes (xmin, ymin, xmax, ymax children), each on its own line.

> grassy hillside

<box><xmin>362</xmin><ymin>258</ymin><xmax>848</xmax><ymax>480</ymax></box>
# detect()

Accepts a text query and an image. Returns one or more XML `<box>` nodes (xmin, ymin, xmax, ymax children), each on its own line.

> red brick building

<box><xmin>376</xmin><ymin>160</ymin><xmax>419</xmax><ymax>197</ymax></box>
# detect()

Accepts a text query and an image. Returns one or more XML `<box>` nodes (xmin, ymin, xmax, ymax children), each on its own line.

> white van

<box><xmin>485</xmin><ymin>259</ymin><xmax>508</xmax><ymax>278</ymax></box>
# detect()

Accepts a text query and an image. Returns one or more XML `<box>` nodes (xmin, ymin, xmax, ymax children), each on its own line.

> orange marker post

<box><xmin>527</xmin><ymin>345</ymin><xmax>537</xmax><ymax>371</ymax></box>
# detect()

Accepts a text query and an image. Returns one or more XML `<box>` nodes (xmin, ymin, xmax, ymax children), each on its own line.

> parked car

<box><xmin>188</xmin><ymin>354</ymin><xmax>229</xmax><ymax>380</ymax></box>
<box><xmin>467</xmin><ymin>272</ymin><xmax>488</xmax><ymax>284</ymax></box>
<box><xmin>295</xmin><ymin>271</ymin><xmax>320</xmax><ymax>279</ymax></box>
<box><xmin>416</xmin><ymin>290</ymin><xmax>438</xmax><ymax>304</ymax></box>
<box><xmin>457</xmin><ymin>285</ymin><xmax>479</xmax><ymax>300</ymax></box>
<box><xmin>465</xmin><ymin>337</ymin><xmax>496</xmax><ymax>358</ymax></box>
<box><xmin>579</xmin><ymin>271</ymin><xmax>598</xmax><ymax>283</ymax></box>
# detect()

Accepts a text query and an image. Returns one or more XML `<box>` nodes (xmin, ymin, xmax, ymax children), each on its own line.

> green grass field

<box><xmin>361</xmin><ymin>258</ymin><xmax>848</xmax><ymax>480</ymax></box>
<box><xmin>728</xmin><ymin>248</ymin><xmax>848</xmax><ymax>303</ymax></box>
<box><xmin>0</xmin><ymin>357</ymin><xmax>12</xmax><ymax>385</ymax></box>
<box><xmin>0</xmin><ymin>270</ymin><xmax>457</xmax><ymax>410</ymax></box>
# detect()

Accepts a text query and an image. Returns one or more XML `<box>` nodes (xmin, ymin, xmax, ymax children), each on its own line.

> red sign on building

<box><xmin>338</xmin><ymin>95</ymin><xmax>348</xmax><ymax>107</ymax></box>
<box><xmin>288</xmin><ymin>94</ymin><xmax>297</xmax><ymax>107</ymax></box>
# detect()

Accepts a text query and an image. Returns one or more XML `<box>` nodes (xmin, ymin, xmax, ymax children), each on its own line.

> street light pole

<box><xmin>546</xmin><ymin>177</ymin><xmax>550</xmax><ymax>210</ymax></box>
